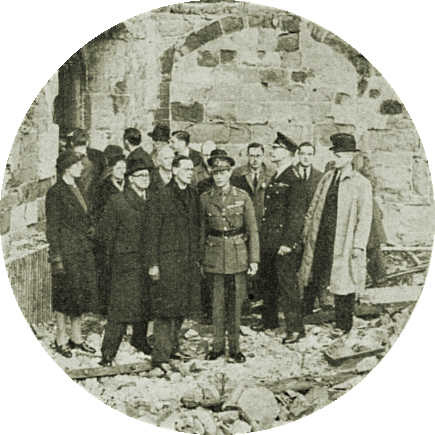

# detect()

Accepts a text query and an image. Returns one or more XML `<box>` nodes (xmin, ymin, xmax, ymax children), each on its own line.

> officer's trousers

<box><xmin>260</xmin><ymin>251</ymin><xmax>304</xmax><ymax>333</ymax></box>
<box><xmin>102</xmin><ymin>321</ymin><xmax>149</xmax><ymax>360</ymax></box>
<box><xmin>210</xmin><ymin>273</ymin><xmax>246</xmax><ymax>355</ymax></box>
<box><xmin>151</xmin><ymin>317</ymin><xmax>184</xmax><ymax>364</ymax></box>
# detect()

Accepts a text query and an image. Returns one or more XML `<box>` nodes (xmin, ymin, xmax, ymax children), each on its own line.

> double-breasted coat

<box><xmin>299</xmin><ymin>169</ymin><xmax>373</xmax><ymax>295</ymax></box>
<box><xmin>45</xmin><ymin>179</ymin><xmax>98</xmax><ymax>317</ymax></box>
<box><xmin>200</xmin><ymin>186</ymin><xmax>260</xmax><ymax>274</ymax></box>
<box><xmin>146</xmin><ymin>181</ymin><xmax>201</xmax><ymax>318</ymax></box>
<box><xmin>261</xmin><ymin>165</ymin><xmax>307</xmax><ymax>255</ymax></box>
<box><xmin>97</xmin><ymin>186</ymin><xmax>150</xmax><ymax>323</ymax></box>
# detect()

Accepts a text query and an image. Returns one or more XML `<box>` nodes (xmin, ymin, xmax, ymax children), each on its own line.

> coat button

<box><xmin>266</xmin><ymin>195</ymin><xmax>270</xmax><ymax>199</ymax></box>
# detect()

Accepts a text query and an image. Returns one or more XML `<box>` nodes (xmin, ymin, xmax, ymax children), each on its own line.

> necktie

<box><xmin>334</xmin><ymin>170</ymin><xmax>341</xmax><ymax>186</ymax></box>
<box><xmin>253</xmin><ymin>173</ymin><xmax>258</xmax><ymax>190</ymax></box>
<box><xmin>303</xmin><ymin>168</ymin><xmax>307</xmax><ymax>181</ymax></box>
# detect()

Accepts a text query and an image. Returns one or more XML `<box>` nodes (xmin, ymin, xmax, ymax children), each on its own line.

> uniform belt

<box><xmin>208</xmin><ymin>229</ymin><xmax>245</xmax><ymax>238</ymax></box>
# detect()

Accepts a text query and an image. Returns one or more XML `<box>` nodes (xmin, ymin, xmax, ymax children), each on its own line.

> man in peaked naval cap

<box><xmin>299</xmin><ymin>133</ymin><xmax>373</xmax><ymax>335</ymax></box>
<box><xmin>200</xmin><ymin>150</ymin><xmax>259</xmax><ymax>363</ymax></box>
<box><xmin>256</xmin><ymin>131</ymin><xmax>307</xmax><ymax>344</ymax></box>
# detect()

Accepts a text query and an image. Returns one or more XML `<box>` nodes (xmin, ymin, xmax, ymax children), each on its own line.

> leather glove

<box><xmin>51</xmin><ymin>260</ymin><xmax>65</xmax><ymax>275</ymax></box>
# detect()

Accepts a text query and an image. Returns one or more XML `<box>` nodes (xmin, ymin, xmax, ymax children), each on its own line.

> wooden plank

<box><xmin>381</xmin><ymin>246</ymin><xmax>432</xmax><ymax>251</ymax></box>
<box><xmin>65</xmin><ymin>361</ymin><xmax>153</xmax><ymax>380</ymax></box>
<box><xmin>359</xmin><ymin>286</ymin><xmax>423</xmax><ymax>304</ymax></box>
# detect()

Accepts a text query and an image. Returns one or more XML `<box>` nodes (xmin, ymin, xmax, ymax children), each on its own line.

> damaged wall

<box><xmin>1</xmin><ymin>2</ymin><xmax>433</xmax><ymax>261</ymax></box>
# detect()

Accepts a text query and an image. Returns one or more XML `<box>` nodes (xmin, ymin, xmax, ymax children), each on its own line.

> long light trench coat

<box><xmin>299</xmin><ymin>169</ymin><xmax>373</xmax><ymax>295</ymax></box>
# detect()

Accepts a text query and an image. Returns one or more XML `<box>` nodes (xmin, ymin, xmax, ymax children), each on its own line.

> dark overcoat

<box><xmin>294</xmin><ymin>163</ymin><xmax>324</xmax><ymax>213</ymax></box>
<box><xmin>146</xmin><ymin>181</ymin><xmax>201</xmax><ymax>318</ymax></box>
<box><xmin>45</xmin><ymin>179</ymin><xmax>98</xmax><ymax>316</ymax></box>
<box><xmin>97</xmin><ymin>187</ymin><xmax>150</xmax><ymax>323</ymax></box>
<box><xmin>261</xmin><ymin>165</ymin><xmax>307</xmax><ymax>254</ymax></box>
<box><xmin>93</xmin><ymin>176</ymin><xmax>123</xmax><ymax>221</ymax></box>
<box><xmin>231</xmin><ymin>163</ymin><xmax>275</xmax><ymax>227</ymax></box>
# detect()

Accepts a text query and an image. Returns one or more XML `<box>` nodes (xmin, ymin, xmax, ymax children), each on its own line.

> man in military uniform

<box><xmin>258</xmin><ymin>132</ymin><xmax>307</xmax><ymax>344</ymax></box>
<box><xmin>200</xmin><ymin>151</ymin><xmax>259</xmax><ymax>363</ymax></box>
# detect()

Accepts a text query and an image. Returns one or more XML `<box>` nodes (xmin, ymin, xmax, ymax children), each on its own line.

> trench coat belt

<box><xmin>208</xmin><ymin>229</ymin><xmax>245</xmax><ymax>238</ymax></box>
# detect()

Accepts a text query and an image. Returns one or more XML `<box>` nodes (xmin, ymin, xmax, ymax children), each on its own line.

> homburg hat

<box><xmin>329</xmin><ymin>133</ymin><xmax>359</xmax><ymax>152</ymax></box>
<box><xmin>147</xmin><ymin>124</ymin><xmax>170</xmax><ymax>142</ymax></box>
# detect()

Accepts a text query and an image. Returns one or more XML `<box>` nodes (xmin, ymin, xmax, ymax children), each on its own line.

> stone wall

<box><xmin>2</xmin><ymin>2</ymin><xmax>433</xmax><ymax>259</ymax></box>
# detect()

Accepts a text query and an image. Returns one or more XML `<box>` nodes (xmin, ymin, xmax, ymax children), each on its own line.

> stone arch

<box><xmin>154</xmin><ymin>12</ymin><xmax>374</xmax><ymax>144</ymax></box>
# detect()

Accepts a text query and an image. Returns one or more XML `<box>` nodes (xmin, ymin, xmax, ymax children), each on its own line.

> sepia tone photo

<box><xmin>1</xmin><ymin>1</ymin><xmax>434</xmax><ymax>433</ymax></box>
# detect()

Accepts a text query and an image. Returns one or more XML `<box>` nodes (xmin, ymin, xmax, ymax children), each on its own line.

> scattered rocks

<box><xmin>356</xmin><ymin>356</ymin><xmax>379</xmax><ymax>373</ymax></box>
<box><xmin>289</xmin><ymin>393</ymin><xmax>313</xmax><ymax>418</ymax></box>
<box><xmin>230</xmin><ymin>419</ymin><xmax>252</xmax><ymax>434</ymax></box>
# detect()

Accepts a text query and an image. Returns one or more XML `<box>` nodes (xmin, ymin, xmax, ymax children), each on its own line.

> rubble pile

<box><xmin>31</xmin><ymin>302</ymin><xmax>415</xmax><ymax>432</ymax></box>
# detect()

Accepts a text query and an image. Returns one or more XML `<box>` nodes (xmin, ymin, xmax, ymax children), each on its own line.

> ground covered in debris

<box><xmin>32</xmin><ymin>302</ymin><xmax>414</xmax><ymax>433</ymax></box>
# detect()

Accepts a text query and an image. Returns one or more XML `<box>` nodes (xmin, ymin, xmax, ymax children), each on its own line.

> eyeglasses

<box><xmin>131</xmin><ymin>173</ymin><xmax>150</xmax><ymax>178</ymax></box>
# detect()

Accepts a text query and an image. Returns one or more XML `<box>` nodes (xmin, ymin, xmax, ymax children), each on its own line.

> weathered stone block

<box><xmin>228</xmin><ymin>124</ymin><xmax>251</xmax><ymax>143</ymax></box>
<box><xmin>221</xmin><ymin>16</ymin><xmax>244</xmax><ymax>34</ymax></box>
<box><xmin>24</xmin><ymin>201</ymin><xmax>38</xmax><ymax>226</ymax></box>
<box><xmin>204</xmin><ymin>102</ymin><xmax>237</xmax><ymax>122</ymax></box>
<box><xmin>357</xmin><ymin>78</ymin><xmax>368</xmax><ymax>97</ymax></box>
<box><xmin>323</xmin><ymin>32</ymin><xmax>351</xmax><ymax>55</ymax></box>
<box><xmin>187</xmin><ymin>123</ymin><xmax>230</xmax><ymax>144</ymax></box>
<box><xmin>311</xmin><ymin>87</ymin><xmax>333</xmax><ymax>102</ymax></box>
<box><xmin>380</xmin><ymin>100</ymin><xmax>403</xmax><ymax>115</ymax></box>
<box><xmin>206</xmin><ymin>84</ymin><xmax>243</xmax><ymax>102</ymax></box>
<box><xmin>361</xmin><ymin>129</ymin><xmax>419</xmax><ymax>152</ymax></box>
<box><xmin>0</xmin><ymin>191</ymin><xmax>21</xmax><ymax>211</ymax></box>
<box><xmin>160</xmin><ymin>47</ymin><xmax>175</xmax><ymax>75</ymax></box>
<box><xmin>310</xmin><ymin>23</ymin><xmax>327</xmax><ymax>42</ymax></box>
<box><xmin>0</xmin><ymin>209</ymin><xmax>11</xmax><ymax>235</ymax></box>
<box><xmin>335</xmin><ymin>93</ymin><xmax>352</xmax><ymax>105</ymax></box>
<box><xmin>258</xmin><ymin>51</ymin><xmax>281</xmax><ymax>67</ymax></box>
<box><xmin>9</xmin><ymin>204</ymin><xmax>26</xmax><ymax>233</ymax></box>
<box><xmin>154</xmin><ymin>107</ymin><xmax>170</xmax><ymax>124</ymax></box>
<box><xmin>158</xmin><ymin>81</ymin><xmax>170</xmax><ymax>103</ymax></box>
<box><xmin>37</xmin><ymin>178</ymin><xmax>54</xmax><ymax>198</ymax></box>
<box><xmin>37</xmin><ymin>197</ymin><xmax>46</xmax><ymax>222</ymax></box>
<box><xmin>158</xmin><ymin>18</ymin><xmax>193</xmax><ymax>38</ymax></box>
<box><xmin>347</xmin><ymin>53</ymin><xmax>371</xmax><ymax>77</ymax></box>
<box><xmin>197</xmin><ymin>50</ymin><xmax>220</xmax><ymax>67</ymax></box>
<box><xmin>171</xmin><ymin>102</ymin><xmax>204</xmax><ymax>123</ymax></box>
<box><xmin>280</xmin><ymin>15</ymin><xmax>301</xmax><ymax>33</ymax></box>
<box><xmin>386</xmin><ymin>117</ymin><xmax>415</xmax><ymax>130</ymax></box>
<box><xmin>235</xmin><ymin>102</ymin><xmax>269</xmax><ymax>123</ymax></box>
<box><xmin>248</xmin><ymin>14</ymin><xmax>273</xmax><ymax>29</ymax></box>
<box><xmin>181</xmin><ymin>21</ymin><xmax>223</xmax><ymax>55</ymax></box>
<box><xmin>250</xmin><ymin>124</ymin><xmax>275</xmax><ymax>144</ymax></box>
<box><xmin>280</xmin><ymin>51</ymin><xmax>302</xmax><ymax>68</ymax></box>
<box><xmin>412</xmin><ymin>156</ymin><xmax>431</xmax><ymax>198</ymax></box>
<box><xmin>242</xmin><ymin>84</ymin><xmax>269</xmax><ymax>101</ymax></box>
<box><xmin>311</xmin><ymin>103</ymin><xmax>332</xmax><ymax>122</ymax></box>
<box><xmin>287</xmin><ymin>85</ymin><xmax>307</xmax><ymax>102</ymax></box>
<box><xmin>369</xmin><ymin>150</ymin><xmax>412</xmax><ymax>168</ymax></box>
<box><xmin>292</xmin><ymin>71</ymin><xmax>308</xmax><ymax>83</ymax></box>
<box><xmin>291</xmin><ymin>104</ymin><xmax>312</xmax><ymax>124</ymax></box>
<box><xmin>276</xmin><ymin>33</ymin><xmax>299</xmax><ymax>52</ymax></box>
<box><xmin>369</xmin><ymin>89</ymin><xmax>381</xmax><ymax>99</ymax></box>
<box><xmin>259</xmin><ymin>68</ymin><xmax>287</xmax><ymax>86</ymax></box>
<box><xmin>220</xmin><ymin>49</ymin><xmax>237</xmax><ymax>66</ymax></box>
<box><xmin>372</xmin><ymin>166</ymin><xmax>412</xmax><ymax>193</ymax></box>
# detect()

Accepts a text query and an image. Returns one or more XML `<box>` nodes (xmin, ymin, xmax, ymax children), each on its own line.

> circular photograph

<box><xmin>1</xmin><ymin>1</ymin><xmax>434</xmax><ymax>432</ymax></box>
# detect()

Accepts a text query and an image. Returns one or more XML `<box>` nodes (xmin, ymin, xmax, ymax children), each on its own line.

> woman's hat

<box><xmin>126</xmin><ymin>157</ymin><xmax>153</xmax><ymax>176</ymax></box>
<box><xmin>207</xmin><ymin>149</ymin><xmax>235</xmax><ymax>172</ymax></box>
<box><xmin>56</xmin><ymin>150</ymin><xmax>83</xmax><ymax>173</ymax></box>
<box><xmin>104</xmin><ymin>145</ymin><xmax>126</xmax><ymax>167</ymax></box>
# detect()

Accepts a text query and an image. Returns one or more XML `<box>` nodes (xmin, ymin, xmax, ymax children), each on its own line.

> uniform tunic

<box><xmin>200</xmin><ymin>186</ymin><xmax>259</xmax><ymax>354</ymax></box>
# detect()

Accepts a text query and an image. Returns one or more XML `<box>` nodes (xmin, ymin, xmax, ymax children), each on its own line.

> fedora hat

<box><xmin>147</xmin><ymin>125</ymin><xmax>170</xmax><ymax>142</ymax></box>
<box><xmin>329</xmin><ymin>133</ymin><xmax>359</xmax><ymax>152</ymax></box>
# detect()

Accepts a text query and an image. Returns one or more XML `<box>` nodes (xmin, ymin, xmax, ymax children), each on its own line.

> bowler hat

<box><xmin>270</xmin><ymin>132</ymin><xmax>298</xmax><ymax>154</ymax></box>
<box><xmin>56</xmin><ymin>150</ymin><xmax>83</xmax><ymax>173</ymax></box>
<box><xmin>147</xmin><ymin>125</ymin><xmax>170</xmax><ymax>142</ymax></box>
<box><xmin>329</xmin><ymin>133</ymin><xmax>359</xmax><ymax>152</ymax></box>
<box><xmin>104</xmin><ymin>145</ymin><xmax>126</xmax><ymax>167</ymax></box>
<box><xmin>126</xmin><ymin>157</ymin><xmax>153</xmax><ymax>176</ymax></box>
<box><xmin>207</xmin><ymin>149</ymin><xmax>235</xmax><ymax>170</ymax></box>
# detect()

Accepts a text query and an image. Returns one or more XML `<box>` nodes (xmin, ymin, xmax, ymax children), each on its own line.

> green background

<box><xmin>0</xmin><ymin>0</ymin><xmax>435</xmax><ymax>434</ymax></box>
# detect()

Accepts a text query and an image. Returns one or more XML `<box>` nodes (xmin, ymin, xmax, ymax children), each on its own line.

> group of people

<box><xmin>46</xmin><ymin>124</ymin><xmax>382</xmax><ymax>369</ymax></box>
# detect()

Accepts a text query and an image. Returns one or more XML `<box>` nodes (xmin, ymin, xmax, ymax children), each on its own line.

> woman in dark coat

<box><xmin>93</xmin><ymin>145</ymin><xmax>127</xmax><ymax>314</ymax></box>
<box><xmin>97</xmin><ymin>158</ymin><xmax>153</xmax><ymax>366</ymax></box>
<box><xmin>45</xmin><ymin>150</ymin><xmax>98</xmax><ymax>358</ymax></box>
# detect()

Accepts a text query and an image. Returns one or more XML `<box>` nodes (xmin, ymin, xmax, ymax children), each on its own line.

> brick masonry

<box><xmin>2</xmin><ymin>2</ymin><xmax>434</xmax><ymax>258</ymax></box>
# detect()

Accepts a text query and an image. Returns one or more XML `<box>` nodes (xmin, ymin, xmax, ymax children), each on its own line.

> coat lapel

<box><xmin>61</xmin><ymin>179</ymin><xmax>88</xmax><ymax>214</ymax></box>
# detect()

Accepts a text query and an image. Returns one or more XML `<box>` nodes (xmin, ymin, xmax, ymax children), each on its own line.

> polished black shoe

<box><xmin>98</xmin><ymin>356</ymin><xmax>114</xmax><ymax>367</ymax></box>
<box><xmin>205</xmin><ymin>350</ymin><xmax>225</xmax><ymax>361</ymax></box>
<box><xmin>229</xmin><ymin>352</ymin><xmax>246</xmax><ymax>363</ymax></box>
<box><xmin>251</xmin><ymin>324</ymin><xmax>266</xmax><ymax>332</ymax></box>
<box><xmin>68</xmin><ymin>339</ymin><xmax>96</xmax><ymax>354</ymax></box>
<box><xmin>55</xmin><ymin>341</ymin><xmax>72</xmax><ymax>358</ymax></box>
<box><xmin>282</xmin><ymin>331</ymin><xmax>306</xmax><ymax>345</ymax></box>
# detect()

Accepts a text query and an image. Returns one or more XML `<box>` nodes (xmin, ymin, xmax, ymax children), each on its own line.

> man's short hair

<box><xmin>156</xmin><ymin>145</ymin><xmax>174</xmax><ymax>160</ymax></box>
<box><xmin>68</xmin><ymin>129</ymin><xmax>88</xmax><ymax>147</ymax></box>
<box><xmin>172</xmin><ymin>155</ymin><xmax>192</xmax><ymax>168</ymax></box>
<box><xmin>299</xmin><ymin>142</ymin><xmax>316</xmax><ymax>155</ymax></box>
<box><xmin>124</xmin><ymin>128</ymin><xmax>142</xmax><ymax>146</ymax></box>
<box><xmin>172</xmin><ymin>130</ymin><xmax>190</xmax><ymax>146</ymax></box>
<box><xmin>247</xmin><ymin>142</ymin><xmax>264</xmax><ymax>153</ymax></box>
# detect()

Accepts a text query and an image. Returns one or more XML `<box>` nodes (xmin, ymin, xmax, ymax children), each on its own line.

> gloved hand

<box><xmin>51</xmin><ymin>260</ymin><xmax>65</xmax><ymax>275</ymax></box>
